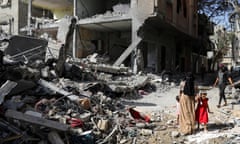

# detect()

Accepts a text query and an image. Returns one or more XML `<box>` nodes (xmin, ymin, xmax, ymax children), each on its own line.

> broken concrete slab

<box><xmin>48</xmin><ymin>131</ymin><xmax>65</xmax><ymax>144</ymax></box>
<box><xmin>8</xmin><ymin>79</ymin><xmax>36</xmax><ymax>96</ymax></box>
<box><xmin>4</xmin><ymin>35</ymin><xmax>48</xmax><ymax>62</ymax></box>
<box><xmin>5</xmin><ymin>109</ymin><xmax>70</xmax><ymax>131</ymax></box>
<box><xmin>88</xmin><ymin>63</ymin><xmax>131</xmax><ymax>74</ymax></box>
<box><xmin>114</xmin><ymin>37</ymin><xmax>141</xmax><ymax>66</ymax></box>
<box><xmin>0</xmin><ymin>119</ymin><xmax>23</xmax><ymax>135</ymax></box>
<box><xmin>38</xmin><ymin>79</ymin><xmax>89</xmax><ymax>102</ymax></box>
<box><xmin>0</xmin><ymin>80</ymin><xmax>17</xmax><ymax>104</ymax></box>
<box><xmin>107</xmin><ymin>75</ymin><xmax>150</xmax><ymax>92</ymax></box>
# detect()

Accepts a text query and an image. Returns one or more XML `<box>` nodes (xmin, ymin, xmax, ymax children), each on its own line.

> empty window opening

<box><xmin>177</xmin><ymin>0</ymin><xmax>182</xmax><ymax>14</ymax></box>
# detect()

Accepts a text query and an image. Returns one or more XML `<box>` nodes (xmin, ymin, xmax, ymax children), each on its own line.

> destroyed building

<box><xmin>2</xmin><ymin>1</ymin><xmax>240</xmax><ymax>144</ymax></box>
<box><xmin>74</xmin><ymin>0</ymin><xmax>199</xmax><ymax>74</ymax></box>
<box><xmin>0</xmin><ymin>0</ymin><xmax>53</xmax><ymax>35</ymax></box>
<box><xmin>2</xmin><ymin>0</ymin><xmax>200</xmax><ymax>74</ymax></box>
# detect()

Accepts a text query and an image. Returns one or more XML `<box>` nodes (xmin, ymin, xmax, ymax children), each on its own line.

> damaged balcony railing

<box><xmin>4</xmin><ymin>35</ymin><xmax>48</xmax><ymax>62</ymax></box>
<box><xmin>11</xmin><ymin>45</ymin><xmax>46</xmax><ymax>62</ymax></box>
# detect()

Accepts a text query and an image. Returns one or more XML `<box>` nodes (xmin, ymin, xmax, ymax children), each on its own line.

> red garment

<box><xmin>129</xmin><ymin>108</ymin><xmax>151</xmax><ymax>123</ymax></box>
<box><xmin>195</xmin><ymin>98</ymin><xmax>209</xmax><ymax>124</ymax></box>
<box><xmin>67</xmin><ymin>118</ymin><xmax>84</xmax><ymax>128</ymax></box>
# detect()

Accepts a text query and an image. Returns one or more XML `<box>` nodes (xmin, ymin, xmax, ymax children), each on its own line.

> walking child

<box><xmin>176</xmin><ymin>95</ymin><xmax>180</xmax><ymax>125</ymax></box>
<box><xmin>195</xmin><ymin>91</ymin><xmax>212</xmax><ymax>132</ymax></box>
<box><xmin>176</xmin><ymin>90</ymin><xmax>183</xmax><ymax>125</ymax></box>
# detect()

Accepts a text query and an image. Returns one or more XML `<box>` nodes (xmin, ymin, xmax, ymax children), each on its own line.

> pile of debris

<box><xmin>0</xmin><ymin>48</ymin><xmax>162</xmax><ymax>144</ymax></box>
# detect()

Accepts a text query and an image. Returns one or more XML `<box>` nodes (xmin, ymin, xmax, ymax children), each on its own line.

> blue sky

<box><xmin>210</xmin><ymin>1</ymin><xmax>239</xmax><ymax>30</ymax></box>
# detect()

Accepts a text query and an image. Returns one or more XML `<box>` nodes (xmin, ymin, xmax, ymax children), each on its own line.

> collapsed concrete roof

<box><xmin>22</xmin><ymin>0</ymin><xmax>72</xmax><ymax>10</ymax></box>
<box><xmin>78</xmin><ymin>15</ymin><xmax>132</xmax><ymax>32</ymax></box>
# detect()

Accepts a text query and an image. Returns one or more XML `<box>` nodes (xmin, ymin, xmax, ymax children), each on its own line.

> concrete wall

<box><xmin>76</xmin><ymin>0</ymin><xmax>104</xmax><ymax>18</ymax></box>
<box><xmin>108</xmin><ymin>31</ymin><xmax>131</xmax><ymax>63</ymax></box>
<box><xmin>0</xmin><ymin>0</ymin><xmax>19</xmax><ymax>35</ymax></box>
<box><xmin>18</xmin><ymin>1</ymin><xmax>28</xmax><ymax>35</ymax></box>
<box><xmin>75</xmin><ymin>27</ymin><xmax>107</xmax><ymax>58</ymax></box>
<box><xmin>141</xmin><ymin>26</ymin><xmax>176</xmax><ymax>72</ymax></box>
<box><xmin>76</xmin><ymin>0</ymin><xmax>130</xmax><ymax>19</ymax></box>
<box><xmin>71</xmin><ymin>0</ymin><xmax>197</xmax><ymax>72</ymax></box>
<box><xmin>157</xmin><ymin>0</ymin><xmax>197</xmax><ymax>37</ymax></box>
<box><xmin>156</xmin><ymin>35</ymin><xmax>175</xmax><ymax>72</ymax></box>
<box><xmin>0</xmin><ymin>0</ymin><xmax>54</xmax><ymax>35</ymax></box>
<box><xmin>131</xmin><ymin>0</ymin><xmax>197</xmax><ymax>72</ymax></box>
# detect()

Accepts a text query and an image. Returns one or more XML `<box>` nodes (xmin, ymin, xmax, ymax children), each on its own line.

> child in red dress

<box><xmin>195</xmin><ymin>92</ymin><xmax>212</xmax><ymax>132</ymax></box>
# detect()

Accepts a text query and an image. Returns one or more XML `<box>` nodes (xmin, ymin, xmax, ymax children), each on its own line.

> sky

<box><xmin>209</xmin><ymin>1</ymin><xmax>239</xmax><ymax>31</ymax></box>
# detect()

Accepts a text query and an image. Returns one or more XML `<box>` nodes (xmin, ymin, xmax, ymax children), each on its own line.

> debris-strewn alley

<box><xmin>0</xmin><ymin>51</ymin><xmax>153</xmax><ymax>144</ymax></box>
<box><xmin>1</xmin><ymin>0</ymin><xmax>240</xmax><ymax>144</ymax></box>
<box><xmin>0</xmin><ymin>51</ymin><xmax>240</xmax><ymax>144</ymax></box>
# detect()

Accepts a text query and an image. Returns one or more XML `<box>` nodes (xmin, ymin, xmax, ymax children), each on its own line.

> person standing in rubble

<box><xmin>179</xmin><ymin>72</ymin><xmax>197</xmax><ymax>135</ymax></box>
<box><xmin>213</xmin><ymin>64</ymin><xmax>234</xmax><ymax>108</ymax></box>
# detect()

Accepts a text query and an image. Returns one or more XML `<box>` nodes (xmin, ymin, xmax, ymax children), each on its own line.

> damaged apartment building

<box><xmin>0</xmin><ymin>0</ymin><xmax>199</xmax><ymax>74</ymax></box>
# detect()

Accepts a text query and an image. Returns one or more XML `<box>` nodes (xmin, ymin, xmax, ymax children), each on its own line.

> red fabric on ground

<box><xmin>129</xmin><ymin>108</ymin><xmax>150</xmax><ymax>123</ymax></box>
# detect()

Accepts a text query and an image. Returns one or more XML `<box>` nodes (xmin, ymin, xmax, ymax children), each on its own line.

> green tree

<box><xmin>198</xmin><ymin>0</ymin><xmax>236</xmax><ymax>71</ymax></box>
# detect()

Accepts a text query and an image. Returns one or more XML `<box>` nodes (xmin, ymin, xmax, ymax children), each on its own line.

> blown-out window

<box><xmin>0</xmin><ymin>0</ymin><xmax>11</xmax><ymax>8</ymax></box>
<box><xmin>183</xmin><ymin>0</ymin><xmax>187</xmax><ymax>18</ymax></box>
<box><xmin>177</xmin><ymin>0</ymin><xmax>182</xmax><ymax>14</ymax></box>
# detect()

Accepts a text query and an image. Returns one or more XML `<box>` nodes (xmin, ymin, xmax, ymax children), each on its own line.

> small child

<box><xmin>176</xmin><ymin>95</ymin><xmax>180</xmax><ymax>125</ymax></box>
<box><xmin>195</xmin><ymin>92</ymin><xmax>212</xmax><ymax>132</ymax></box>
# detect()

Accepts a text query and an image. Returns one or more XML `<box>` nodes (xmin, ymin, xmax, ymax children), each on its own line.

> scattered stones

<box><xmin>140</xmin><ymin>129</ymin><xmax>153</xmax><ymax>136</ymax></box>
<box><xmin>171</xmin><ymin>131</ymin><xmax>180</xmax><ymax>138</ymax></box>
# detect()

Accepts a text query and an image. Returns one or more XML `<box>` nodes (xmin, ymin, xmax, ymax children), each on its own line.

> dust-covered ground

<box><xmin>121</xmin><ymin>74</ymin><xmax>240</xmax><ymax>144</ymax></box>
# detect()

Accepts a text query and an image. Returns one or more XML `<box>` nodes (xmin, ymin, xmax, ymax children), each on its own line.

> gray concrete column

<box><xmin>27</xmin><ymin>0</ymin><xmax>32</xmax><ymax>36</ymax></box>
<box><xmin>131</xmin><ymin>0</ymin><xmax>142</xmax><ymax>73</ymax></box>
<box><xmin>72</xmin><ymin>0</ymin><xmax>77</xmax><ymax>58</ymax></box>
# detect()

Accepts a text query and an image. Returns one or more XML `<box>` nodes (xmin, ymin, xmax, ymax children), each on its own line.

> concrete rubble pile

<box><xmin>0</xmin><ymin>46</ymin><xmax>164</xmax><ymax>144</ymax></box>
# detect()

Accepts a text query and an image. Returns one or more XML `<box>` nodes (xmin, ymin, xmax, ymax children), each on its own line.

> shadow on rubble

<box><xmin>206</xmin><ymin>123</ymin><xmax>234</xmax><ymax>132</ymax></box>
<box><xmin>121</xmin><ymin>99</ymin><xmax>157</xmax><ymax>107</ymax></box>
<box><xmin>194</xmin><ymin>73</ymin><xmax>217</xmax><ymax>86</ymax></box>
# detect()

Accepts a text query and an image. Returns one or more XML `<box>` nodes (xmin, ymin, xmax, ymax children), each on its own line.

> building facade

<box><xmin>74</xmin><ymin>0</ymin><xmax>198</xmax><ymax>73</ymax></box>
<box><xmin>0</xmin><ymin>0</ymin><xmax>199</xmax><ymax>73</ymax></box>
<box><xmin>0</xmin><ymin>0</ymin><xmax>53</xmax><ymax>35</ymax></box>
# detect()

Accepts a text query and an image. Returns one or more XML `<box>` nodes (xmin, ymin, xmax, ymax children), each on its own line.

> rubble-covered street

<box><xmin>1</xmin><ymin>0</ymin><xmax>240</xmax><ymax>144</ymax></box>
<box><xmin>0</xmin><ymin>53</ymin><xmax>240</xmax><ymax>144</ymax></box>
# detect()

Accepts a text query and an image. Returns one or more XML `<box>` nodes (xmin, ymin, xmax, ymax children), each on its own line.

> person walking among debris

<box><xmin>195</xmin><ymin>91</ymin><xmax>212</xmax><ymax>132</ymax></box>
<box><xmin>179</xmin><ymin>72</ymin><xmax>196</xmax><ymax>135</ymax></box>
<box><xmin>176</xmin><ymin>88</ymin><xmax>184</xmax><ymax>125</ymax></box>
<box><xmin>213</xmin><ymin>64</ymin><xmax>234</xmax><ymax>108</ymax></box>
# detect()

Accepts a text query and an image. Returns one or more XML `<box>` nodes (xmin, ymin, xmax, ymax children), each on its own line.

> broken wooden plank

<box><xmin>0</xmin><ymin>80</ymin><xmax>17</xmax><ymax>104</ymax></box>
<box><xmin>48</xmin><ymin>131</ymin><xmax>65</xmax><ymax>144</ymax></box>
<box><xmin>5</xmin><ymin>110</ymin><xmax>69</xmax><ymax>131</ymax></box>
<box><xmin>114</xmin><ymin>37</ymin><xmax>141</xmax><ymax>66</ymax></box>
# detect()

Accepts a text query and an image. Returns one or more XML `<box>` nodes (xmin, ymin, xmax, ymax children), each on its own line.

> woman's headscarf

<box><xmin>183</xmin><ymin>72</ymin><xmax>195</xmax><ymax>96</ymax></box>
